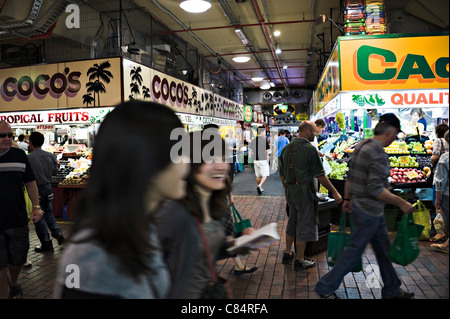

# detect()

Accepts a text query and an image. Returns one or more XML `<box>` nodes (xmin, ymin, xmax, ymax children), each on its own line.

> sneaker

<box><xmin>282</xmin><ymin>251</ymin><xmax>294</xmax><ymax>264</ymax></box>
<box><xmin>319</xmin><ymin>293</ymin><xmax>339</xmax><ymax>299</ymax></box>
<box><xmin>382</xmin><ymin>289</ymin><xmax>414</xmax><ymax>299</ymax></box>
<box><xmin>55</xmin><ymin>233</ymin><xmax>66</xmax><ymax>245</ymax></box>
<box><xmin>431</xmin><ymin>243</ymin><xmax>449</xmax><ymax>254</ymax></box>
<box><xmin>34</xmin><ymin>245</ymin><xmax>54</xmax><ymax>253</ymax></box>
<box><xmin>257</xmin><ymin>186</ymin><xmax>262</xmax><ymax>195</ymax></box>
<box><xmin>294</xmin><ymin>259</ymin><xmax>316</xmax><ymax>271</ymax></box>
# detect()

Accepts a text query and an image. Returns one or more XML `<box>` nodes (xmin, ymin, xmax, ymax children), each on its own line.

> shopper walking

<box><xmin>156</xmin><ymin>130</ymin><xmax>248</xmax><ymax>298</ymax></box>
<box><xmin>249</xmin><ymin>129</ymin><xmax>270</xmax><ymax>194</ymax></box>
<box><xmin>275</xmin><ymin>129</ymin><xmax>290</xmax><ymax>158</ymax></box>
<box><xmin>0</xmin><ymin>121</ymin><xmax>43</xmax><ymax>299</ymax></box>
<box><xmin>315</xmin><ymin>113</ymin><xmax>415</xmax><ymax>299</ymax></box>
<box><xmin>54</xmin><ymin>101</ymin><xmax>190</xmax><ymax>298</ymax></box>
<box><xmin>28</xmin><ymin>132</ymin><xmax>65</xmax><ymax>253</ymax></box>
<box><xmin>430</xmin><ymin>123</ymin><xmax>448</xmax><ymax>242</ymax></box>
<box><xmin>431</xmin><ymin>130</ymin><xmax>449</xmax><ymax>253</ymax></box>
<box><xmin>279</xmin><ymin>121</ymin><xmax>342</xmax><ymax>270</ymax></box>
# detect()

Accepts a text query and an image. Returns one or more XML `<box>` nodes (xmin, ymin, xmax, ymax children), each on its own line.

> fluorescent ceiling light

<box><xmin>180</xmin><ymin>0</ymin><xmax>211</xmax><ymax>13</ymax></box>
<box><xmin>235</xmin><ymin>28</ymin><xmax>249</xmax><ymax>45</ymax></box>
<box><xmin>251</xmin><ymin>71</ymin><xmax>264</xmax><ymax>81</ymax></box>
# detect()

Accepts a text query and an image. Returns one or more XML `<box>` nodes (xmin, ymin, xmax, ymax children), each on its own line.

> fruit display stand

<box><xmin>51</xmin><ymin>156</ymin><xmax>91</xmax><ymax>219</ymax></box>
<box><xmin>385</xmin><ymin>140</ymin><xmax>433</xmax><ymax>189</ymax></box>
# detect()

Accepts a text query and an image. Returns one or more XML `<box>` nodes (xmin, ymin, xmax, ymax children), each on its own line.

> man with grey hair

<box><xmin>0</xmin><ymin>121</ymin><xmax>43</xmax><ymax>299</ymax></box>
<box><xmin>315</xmin><ymin>113</ymin><xmax>415</xmax><ymax>299</ymax></box>
<box><xmin>279</xmin><ymin>120</ymin><xmax>342</xmax><ymax>271</ymax></box>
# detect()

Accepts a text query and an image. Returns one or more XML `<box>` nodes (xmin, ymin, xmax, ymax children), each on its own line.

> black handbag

<box><xmin>195</xmin><ymin>219</ymin><xmax>231</xmax><ymax>299</ymax></box>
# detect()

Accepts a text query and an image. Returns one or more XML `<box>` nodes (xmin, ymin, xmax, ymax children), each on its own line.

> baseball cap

<box><xmin>379</xmin><ymin>113</ymin><xmax>403</xmax><ymax>133</ymax></box>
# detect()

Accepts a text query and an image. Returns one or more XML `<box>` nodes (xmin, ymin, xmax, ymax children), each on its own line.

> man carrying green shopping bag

<box><xmin>315</xmin><ymin>113</ymin><xmax>415</xmax><ymax>299</ymax></box>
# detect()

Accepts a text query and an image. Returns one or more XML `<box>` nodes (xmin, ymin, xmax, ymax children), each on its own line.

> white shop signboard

<box><xmin>0</xmin><ymin>107</ymin><xmax>113</xmax><ymax>125</ymax></box>
<box><xmin>339</xmin><ymin>89</ymin><xmax>449</xmax><ymax>110</ymax></box>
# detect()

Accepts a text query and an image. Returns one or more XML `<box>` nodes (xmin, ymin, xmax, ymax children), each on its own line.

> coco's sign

<box><xmin>1</xmin><ymin>67</ymin><xmax>81</xmax><ymax>101</ymax></box>
<box><xmin>0</xmin><ymin>58</ymin><xmax>122</xmax><ymax>111</ymax></box>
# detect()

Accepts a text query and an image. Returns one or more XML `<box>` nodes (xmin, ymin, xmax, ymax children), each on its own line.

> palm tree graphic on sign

<box><xmin>86</xmin><ymin>61</ymin><xmax>114</xmax><ymax>107</ymax></box>
<box><xmin>82</xmin><ymin>92</ymin><xmax>95</xmax><ymax>107</ymax></box>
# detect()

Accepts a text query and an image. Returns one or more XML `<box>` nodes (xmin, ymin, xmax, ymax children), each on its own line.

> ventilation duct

<box><xmin>0</xmin><ymin>0</ymin><xmax>75</xmax><ymax>40</ymax></box>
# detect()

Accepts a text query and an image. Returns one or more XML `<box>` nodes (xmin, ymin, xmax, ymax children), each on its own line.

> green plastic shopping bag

<box><xmin>412</xmin><ymin>200</ymin><xmax>431</xmax><ymax>240</ymax></box>
<box><xmin>232</xmin><ymin>205</ymin><xmax>252</xmax><ymax>235</ymax></box>
<box><xmin>388</xmin><ymin>214</ymin><xmax>424</xmax><ymax>266</ymax></box>
<box><xmin>327</xmin><ymin>213</ymin><xmax>362</xmax><ymax>272</ymax></box>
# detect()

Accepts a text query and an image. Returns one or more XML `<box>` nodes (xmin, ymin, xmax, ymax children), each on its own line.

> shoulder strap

<box><xmin>288</xmin><ymin>140</ymin><xmax>307</xmax><ymax>184</ymax></box>
<box><xmin>195</xmin><ymin>219</ymin><xmax>218</xmax><ymax>283</ymax></box>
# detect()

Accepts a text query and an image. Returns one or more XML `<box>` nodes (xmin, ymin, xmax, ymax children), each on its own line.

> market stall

<box><xmin>311</xmin><ymin>32</ymin><xmax>449</xmax><ymax>222</ymax></box>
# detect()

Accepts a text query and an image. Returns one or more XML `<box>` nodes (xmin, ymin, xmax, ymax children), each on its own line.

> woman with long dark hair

<box><xmin>55</xmin><ymin>101</ymin><xmax>189</xmax><ymax>298</ymax></box>
<box><xmin>156</xmin><ymin>129</ymin><xmax>237</xmax><ymax>298</ymax></box>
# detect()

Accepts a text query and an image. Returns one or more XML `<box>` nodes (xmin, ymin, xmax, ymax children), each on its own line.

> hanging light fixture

<box><xmin>275</xmin><ymin>45</ymin><xmax>281</xmax><ymax>54</ymax></box>
<box><xmin>251</xmin><ymin>71</ymin><xmax>264</xmax><ymax>81</ymax></box>
<box><xmin>180</xmin><ymin>0</ymin><xmax>211</xmax><ymax>13</ymax></box>
<box><xmin>232</xmin><ymin>50</ymin><xmax>251</xmax><ymax>63</ymax></box>
<box><xmin>260</xmin><ymin>81</ymin><xmax>271</xmax><ymax>90</ymax></box>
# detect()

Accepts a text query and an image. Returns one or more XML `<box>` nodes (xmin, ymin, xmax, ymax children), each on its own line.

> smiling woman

<box><xmin>155</xmin><ymin>129</ymin><xmax>237</xmax><ymax>299</ymax></box>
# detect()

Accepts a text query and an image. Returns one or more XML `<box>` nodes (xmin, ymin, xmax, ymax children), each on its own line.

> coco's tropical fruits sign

<box><xmin>339</xmin><ymin>34</ymin><xmax>449</xmax><ymax>91</ymax></box>
<box><xmin>0</xmin><ymin>58</ymin><xmax>122</xmax><ymax>111</ymax></box>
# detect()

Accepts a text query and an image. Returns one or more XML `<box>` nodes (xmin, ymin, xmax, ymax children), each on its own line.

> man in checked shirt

<box><xmin>315</xmin><ymin>113</ymin><xmax>415</xmax><ymax>300</ymax></box>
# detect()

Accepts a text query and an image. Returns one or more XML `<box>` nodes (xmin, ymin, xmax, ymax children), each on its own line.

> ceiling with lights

<box><xmin>0</xmin><ymin>0</ymin><xmax>448</xmax><ymax>96</ymax></box>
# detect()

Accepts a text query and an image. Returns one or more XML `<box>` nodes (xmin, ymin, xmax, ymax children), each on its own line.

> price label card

<box><xmin>406</xmin><ymin>170</ymin><xmax>418</xmax><ymax>180</ymax></box>
<box><xmin>398</xmin><ymin>142</ymin><xmax>408</xmax><ymax>153</ymax></box>
<box><xmin>399</xmin><ymin>156</ymin><xmax>409</xmax><ymax>165</ymax></box>
<box><xmin>413</xmin><ymin>143</ymin><xmax>422</xmax><ymax>152</ymax></box>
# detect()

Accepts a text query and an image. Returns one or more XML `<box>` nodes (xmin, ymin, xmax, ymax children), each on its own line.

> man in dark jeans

<box><xmin>28</xmin><ymin>132</ymin><xmax>65</xmax><ymax>252</ymax></box>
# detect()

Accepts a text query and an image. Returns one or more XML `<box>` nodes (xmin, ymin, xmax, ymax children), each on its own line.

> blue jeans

<box><xmin>34</xmin><ymin>184</ymin><xmax>62</xmax><ymax>249</ymax></box>
<box><xmin>315</xmin><ymin>202</ymin><xmax>402</xmax><ymax>298</ymax></box>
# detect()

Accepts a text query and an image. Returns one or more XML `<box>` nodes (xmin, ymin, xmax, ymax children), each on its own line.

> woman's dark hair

<box><xmin>70</xmin><ymin>100</ymin><xmax>183</xmax><ymax>279</ymax></box>
<box><xmin>180</xmin><ymin>129</ymin><xmax>230</xmax><ymax>222</ymax></box>
<box><xmin>435</xmin><ymin>123</ymin><xmax>449</xmax><ymax>138</ymax></box>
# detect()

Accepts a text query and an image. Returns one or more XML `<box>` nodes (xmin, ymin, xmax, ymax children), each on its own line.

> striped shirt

<box><xmin>0</xmin><ymin>147</ymin><xmax>36</xmax><ymax>230</ymax></box>
<box><xmin>347</xmin><ymin>139</ymin><xmax>390</xmax><ymax>217</ymax></box>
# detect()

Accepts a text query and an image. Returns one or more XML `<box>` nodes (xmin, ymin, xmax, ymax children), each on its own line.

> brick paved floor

<box><xmin>17</xmin><ymin>193</ymin><xmax>448</xmax><ymax>299</ymax></box>
<box><xmin>218</xmin><ymin>195</ymin><xmax>449</xmax><ymax>299</ymax></box>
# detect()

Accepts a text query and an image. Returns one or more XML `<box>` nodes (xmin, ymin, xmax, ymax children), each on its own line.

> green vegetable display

<box><xmin>335</xmin><ymin>112</ymin><xmax>345</xmax><ymax>130</ymax></box>
<box><xmin>328</xmin><ymin>160</ymin><xmax>348</xmax><ymax>180</ymax></box>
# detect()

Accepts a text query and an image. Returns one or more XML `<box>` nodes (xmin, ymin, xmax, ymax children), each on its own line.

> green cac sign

<box><xmin>243</xmin><ymin>105</ymin><xmax>252</xmax><ymax>122</ymax></box>
<box><xmin>357</xmin><ymin>45</ymin><xmax>449</xmax><ymax>81</ymax></box>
